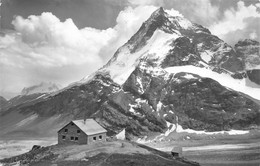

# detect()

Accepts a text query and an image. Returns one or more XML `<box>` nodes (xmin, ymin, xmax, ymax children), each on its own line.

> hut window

<box><xmin>62</xmin><ymin>136</ymin><xmax>66</xmax><ymax>140</ymax></box>
<box><xmin>93</xmin><ymin>137</ymin><xmax>96</xmax><ymax>141</ymax></box>
<box><xmin>75</xmin><ymin>137</ymin><xmax>78</xmax><ymax>141</ymax></box>
<box><xmin>99</xmin><ymin>135</ymin><xmax>102</xmax><ymax>140</ymax></box>
<box><xmin>71</xmin><ymin>123</ymin><xmax>74</xmax><ymax>126</ymax></box>
<box><xmin>65</xmin><ymin>129</ymin><xmax>68</xmax><ymax>133</ymax></box>
<box><xmin>77</xmin><ymin>130</ymin><xmax>80</xmax><ymax>133</ymax></box>
<box><xmin>71</xmin><ymin>136</ymin><xmax>74</xmax><ymax>140</ymax></box>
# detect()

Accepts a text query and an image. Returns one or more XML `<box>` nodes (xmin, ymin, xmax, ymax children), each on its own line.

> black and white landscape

<box><xmin>0</xmin><ymin>0</ymin><xmax>260</xmax><ymax>165</ymax></box>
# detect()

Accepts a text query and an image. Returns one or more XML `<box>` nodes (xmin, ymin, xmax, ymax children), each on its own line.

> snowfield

<box><xmin>102</xmin><ymin>29</ymin><xmax>179</xmax><ymax>85</ymax></box>
<box><xmin>175</xmin><ymin>124</ymin><xmax>249</xmax><ymax>135</ymax></box>
<box><xmin>165</xmin><ymin>65</ymin><xmax>260</xmax><ymax>100</ymax></box>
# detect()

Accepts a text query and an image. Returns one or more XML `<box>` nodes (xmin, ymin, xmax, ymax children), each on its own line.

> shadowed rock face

<box><xmin>0</xmin><ymin>96</ymin><xmax>8</xmax><ymax>109</ymax></box>
<box><xmin>235</xmin><ymin>39</ymin><xmax>260</xmax><ymax>85</ymax></box>
<box><xmin>0</xmin><ymin>8</ymin><xmax>259</xmax><ymax>139</ymax></box>
<box><xmin>107</xmin><ymin>7</ymin><xmax>243</xmax><ymax>73</ymax></box>
<box><xmin>247</xmin><ymin>69</ymin><xmax>260</xmax><ymax>85</ymax></box>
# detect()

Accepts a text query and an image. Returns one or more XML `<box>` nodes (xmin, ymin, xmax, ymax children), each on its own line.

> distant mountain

<box><xmin>0</xmin><ymin>96</ymin><xmax>8</xmax><ymax>109</ymax></box>
<box><xmin>0</xmin><ymin>7</ymin><xmax>259</xmax><ymax>140</ymax></box>
<box><xmin>21</xmin><ymin>82</ymin><xmax>61</xmax><ymax>96</ymax></box>
<box><xmin>0</xmin><ymin>82</ymin><xmax>61</xmax><ymax>112</ymax></box>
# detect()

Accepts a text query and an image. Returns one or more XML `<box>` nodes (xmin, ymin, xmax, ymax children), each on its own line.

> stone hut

<box><xmin>58</xmin><ymin>119</ymin><xmax>107</xmax><ymax>145</ymax></box>
<box><xmin>171</xmin><ymin>146</ymin><xmax>183</xmax><ymax>157</ymax></box>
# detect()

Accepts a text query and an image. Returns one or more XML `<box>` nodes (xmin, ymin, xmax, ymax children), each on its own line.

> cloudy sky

<box><xmin>0</xmin><ymin>0</ymin><xmax>259</xmax><ymax>99</ymax></box>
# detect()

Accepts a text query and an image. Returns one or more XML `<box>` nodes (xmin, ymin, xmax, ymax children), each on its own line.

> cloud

<box><xmin>0</xmin><ymin>5</ymin><xmax>157</xmax><ymax>98</ymax></box>
<box><xmin>99</xmin><ymin>5</ymin><xmax>158</xmax><ymax>62</ymax></box>
<box><xmin>0</xmin><ymin>12</ymin><xmax>113</xmax><ymax>97</ymax></box>
<box><xmin>9</xmin><ymin>12</ymin><xmax>116</xmax><ymax>67</ymax></box>
<box><xmin>209</xmin><ymin>1</ymin><xmax>260</xmax><ymax>45</ymax></box>
<box><xmin>128</xmin><ymin>0</ymin><xmax>220</xmax><ymax>27</ymax></box>
<box><xmin>128</xmin><ymin>0</ymin><xmax>164</xmax><ymax>6</ymax></box>
<box><xmin>249</xmin><ymin>31</ymin><xmax>258</xmax><ymax>40</ymax></box>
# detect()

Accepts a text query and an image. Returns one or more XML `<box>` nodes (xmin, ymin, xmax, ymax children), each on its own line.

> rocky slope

<box><xmin>234</xmin><ymin>39</ymin><xmax>260</xmax><ymax>85</ymax></box>
<box><xmin>0</xmin><ymin>7</ymin><xmax>259</xmax><ymax>140</ymax></box>
<box><xmin>0</xmin><ymin>96</ymin><xmax>8</xmax><ymax>109</ymax></box>
<box><xmin>0</xmin><ymin>141</ymin><xmax>199</xmax><ymax>166</ymax></box>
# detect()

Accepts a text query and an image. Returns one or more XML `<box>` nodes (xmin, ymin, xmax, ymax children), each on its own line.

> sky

<box><xmin>0</xmin><ymin>0</ymin><xmax>260</xmax><ymax>99</ymax></box>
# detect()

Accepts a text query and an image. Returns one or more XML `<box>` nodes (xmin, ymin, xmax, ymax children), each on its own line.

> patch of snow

<box><xmin>112</xmin><ymin>87</ymin><xmax>121</xmax><ymax>93</ymax></box>
<box><xmin>16</xmin><ymin>114</ymin><xmax>38</xmax><ymax>127</ymax></box>
<box><xmin>200</xmin><ymin>50</ymin><xmax>213</xmax><ymax>63</ymax></box>
<box><xmin>228</xmin><ymin>130</ymin><xmax>250</xmax><ymax>135</ymax></box>
<box><xmin>136</xmin><ymin>98</ymin><xmax>148</xmax><ymax>104</ymax></box>
<box><xmin>98</xmin><ymin>79</ymin><xmax>110</xmax><ymax>87</ymax></box>
<box><xmin>136</xmin><ymin>76</ymin><xmax>144</xmax><ymax>94</ymax></box>
<box><xmin>176</xmin><ymin>124</ymin><xmax>249</xmax><ymax>135</ymax></box>
<box><xmin>156</xmin><ymin>101</ymin><xmax>163</xmax><ymax>112</ymax></box>
<box><xmin>129</xmin><ymin>104</ymin><xmax>141</xmax><ymax>116</ymax></box>
<box><xmin>35</xmin><ymin>94</ymin><xmax>46</xmax><ymax>100</ymax></box>
<box><xmin>182</xmin><ymin>54</ymin><xmax>193</xmax><ymax>61</ymax></box>
<box><xmin>183</xmin><ymin>74</ymin><xmax>196</xmax><ymax>79</ymax></box>
<box><xmin>115</xmin><ymin>129</ymin><xmax>125</xmax><ymax>140</ymax></box>
<box><xmin>168</xmin><ymin>16</ymin><xmax>193</xmax><ymax>29</ymax></box>
<box><xmin>139</xmin><ymin>64</ymin><xmax>167</xmax><ymax>78</ymax></box>
<box><xmin>184</xmin><ymin>142</ymin><xmax>258</xmax><ymax>151</ymax></box>
<box><xmin>164</xmin><ymin>121</ymin><xmax>176</xmax><ymax>136</ymax></box>
<box><xmin>165</xmin><ymin>65</ymin><xmax>260</xmax><ymax>100</ymax></box>
<box><xmin>136</xmin><ymin>136</ymin><xmax>152</xmax><ymax>144</ymax></box>
<box><xmin>169</xmin><ymin>110</ymin><xmax>174</xmax><ymax>114</ymax></box>
<box><xmin>197</xmin><ymin>43</ymin><xmax>203</xmax><ymax>49</ymax></box>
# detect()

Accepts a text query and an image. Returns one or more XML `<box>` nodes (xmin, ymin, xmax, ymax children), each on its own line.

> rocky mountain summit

<box><xmin>0</xmin><ymin>7</ymin><xmax>259</xmax><ymax>140</ymax></box>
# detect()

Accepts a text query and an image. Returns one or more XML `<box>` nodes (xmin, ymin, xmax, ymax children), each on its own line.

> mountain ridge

<box><xmin>0</xmin><ymin>7</ymin><xmax>259</xmax><ymax>141</ymax></box>
<box><xmin>21</xmin><ymin>82</ymin><xmax>61</xmax><ymax>96</ymax></box>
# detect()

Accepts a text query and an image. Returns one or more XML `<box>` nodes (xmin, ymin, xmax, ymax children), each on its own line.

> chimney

<box><xmin>84</xmin><ymin>110</ymin><xmax>87</xmax><ymax>124</ymax></box>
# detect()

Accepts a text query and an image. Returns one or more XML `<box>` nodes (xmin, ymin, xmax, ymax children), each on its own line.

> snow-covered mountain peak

<box><xmin>21</xmin><ymin>82</ymin><xmax>61</xmax><ymax>95</ymax></box>
<box><xmin>87</xmin><ymin>7</ymin><xmax>243</xmax><ymax>86</ymax></box>
<box><xmin>150</xmin><ymin>7</ymin><xmax>165</xmax><ymax>18</ymax></box>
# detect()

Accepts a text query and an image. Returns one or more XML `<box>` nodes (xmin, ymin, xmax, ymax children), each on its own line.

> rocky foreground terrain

<box><xmin>0</xmin><ymin>141</ymin><xmax>199</xmax><ymax>166</ymax></box>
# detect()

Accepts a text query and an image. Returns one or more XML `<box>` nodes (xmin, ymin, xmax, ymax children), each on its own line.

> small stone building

<box><xmin>171</xmin><ymin>146</ymin><xmax>182</xmax><ymax>157</ymax></box>
<box><xmin>58</xmin><ymin>119</ymin><xmax>107</xmax><ymax>145</ymax></box>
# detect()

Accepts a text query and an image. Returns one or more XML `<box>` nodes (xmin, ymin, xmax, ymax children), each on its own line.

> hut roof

<box><xmin>72</xmin><ymin>119</ymin><xmax>107</xmax><ymax>135</ymax></box>
<box><xmin>171</xmin><ymin>146</ymin><xmax>183</xmax><ymax>153</ymax></box>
